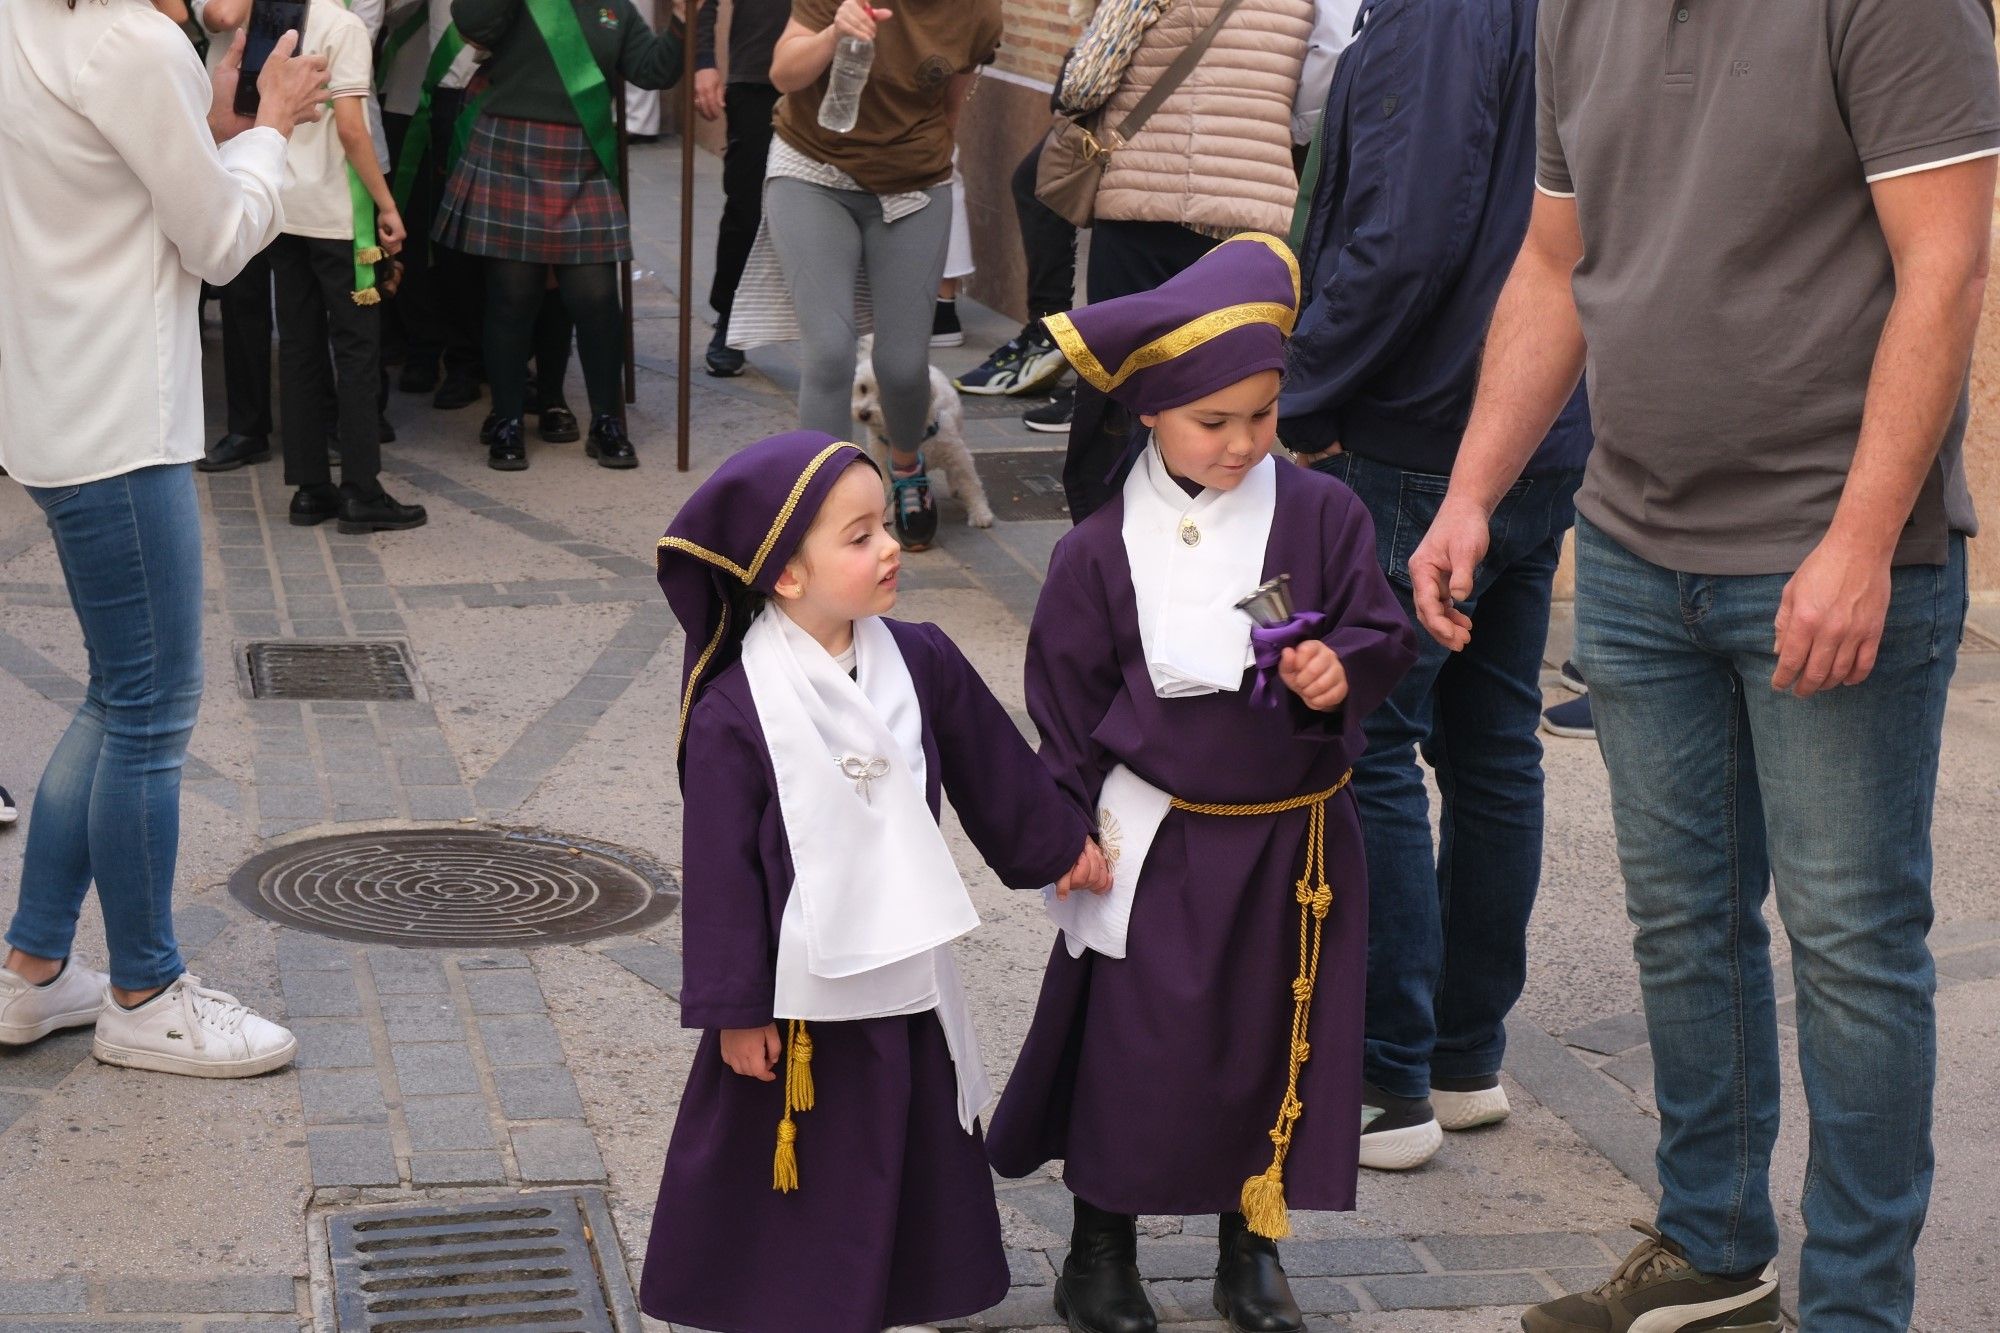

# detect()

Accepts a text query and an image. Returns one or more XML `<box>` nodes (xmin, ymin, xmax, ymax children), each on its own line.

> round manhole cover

<box><xmin>228</xmin><ymin>830</ymin><xmax>677</xmax><ymax>948</ymax></box>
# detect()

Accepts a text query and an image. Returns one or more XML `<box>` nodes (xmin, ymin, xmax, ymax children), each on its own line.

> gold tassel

<box><xmin>355</xmin><ymin>246</ymin><xmax>386</xmax><ymax>264</ymax></box>
<box><xmin>351</xmin><ymin>287</ymin><xmax>381</xmax><ymax>306</ymax></box>
<box><xmin>771</xmin><ymin>1020</ymin><xmax>815</xmax><ymax>1193</ymax></box>
<box><xmin>1240</xmin><ymin>1162</ymin><xmax>1290</xmax><ymax>1240</ymax></box>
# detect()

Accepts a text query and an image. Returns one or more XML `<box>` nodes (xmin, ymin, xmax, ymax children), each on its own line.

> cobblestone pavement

<box><xmin>2</xmin><ymin>142</ymin><xmax>1997</xmax><ymax>1333</ymax></box>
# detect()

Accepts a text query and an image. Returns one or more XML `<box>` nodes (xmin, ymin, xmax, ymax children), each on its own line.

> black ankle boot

<box><xmin>1212</xmin><ymin>1212</ymin><xmax>1304</xmax><ymax>1333</ymax></box>
<box><xmin>1054</xmin><ymin>1198</ymin><xmax>1157</xmax><ymax>1333</ymax></box>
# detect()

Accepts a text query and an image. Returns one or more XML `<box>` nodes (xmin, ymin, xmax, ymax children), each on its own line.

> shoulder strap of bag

<box><xmin>1105</xmin><ymin>0</ymin><xmax>1250</xmax><ymax>149</ymax></box>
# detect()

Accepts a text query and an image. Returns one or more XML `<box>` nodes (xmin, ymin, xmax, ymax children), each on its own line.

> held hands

<box><xmin>1053</xmin><ymin>837</ymin><xmax>1111</xmax><ymax>901</ymax></box>
<box><xmin>832</xmin><ymin>0</ymin><xmax>891</xmax><ymax>42</ymax></box>
<box><xmin>1406</xmin><ymin>495</ymin><xmax>1490</xmax><ymax>651</ymax></box>
<box><xmin>1279</xmin><ymin>640</ymin><xmax>1348</xmax><ymax>712</ymax></box>
<box><xmin>694</xmin><ymin>68</ymin><xmax>726</xmax><ymax>121</ymax></box>
<box><xmin>1771</xmin><ymin>532</ymin><xmax>1892</xmax><ymax>698</ymax></box>
<box><xmin>256</xmin><ymin>30</ymin><xmax>331</xmax><ymax>138</ymax></box>
<box><xmin>720</xmin><ymin>1023</ymin><xmax>782</xmax><ymax>1081</ymax></box>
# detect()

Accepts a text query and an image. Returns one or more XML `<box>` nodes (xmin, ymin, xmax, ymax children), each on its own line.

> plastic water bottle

<box><xmin>817</xmin><ymin>35</ymin><xmax>874</xmax><ymax>133</ymax></box>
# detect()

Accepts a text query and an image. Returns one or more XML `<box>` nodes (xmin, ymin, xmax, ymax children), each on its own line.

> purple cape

<box><xmin>985</xmin><ymin>462</ymin><xmax>1419</xmax><ymax>1216</ymax></box>
<box><xmin>641</xmin><ymin>619</ymin><xmax>1094</xmax><ymax>1333</ymax></box>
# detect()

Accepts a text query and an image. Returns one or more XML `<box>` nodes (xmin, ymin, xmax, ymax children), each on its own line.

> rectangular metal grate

<box><xmin>246</xmin><ymin>640</ymin><xmax>417</xmax><ymax>701</ymax></box>
<box><xmin>329</xmin><ymin>1194</ymin><xmax>622</xmax><ymax>1333</ymax></box>
<box><xmin>974</xmin><ymin>448</ymin><xmax>1072</xmax><ymax>523</ymax></box>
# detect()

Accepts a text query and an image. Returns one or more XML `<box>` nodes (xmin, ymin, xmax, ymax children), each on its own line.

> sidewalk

<box><xmin>0</xmin><ymin>137</ymin><xmax>1996</xmax><ymax>1333</ymax></box>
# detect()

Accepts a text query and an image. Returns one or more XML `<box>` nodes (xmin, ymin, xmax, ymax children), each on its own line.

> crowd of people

<box><xmin>2</xmin><ymin>0</ymin><xmax>1998</xmax><ymax>1331</ymax></box>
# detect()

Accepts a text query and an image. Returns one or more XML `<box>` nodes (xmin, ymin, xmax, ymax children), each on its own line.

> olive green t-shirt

<box><xmin>773</xmin><ymin>0</ymin><xmax>1002</xmax><ymax>196</ymax></box>
<box><xmin>1537</xmin><ymin>0</ymin><xmax>2000</xmax><ymax>574</ymax></box>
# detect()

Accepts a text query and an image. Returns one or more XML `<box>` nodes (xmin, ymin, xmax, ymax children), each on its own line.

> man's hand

<box><xmin>1771</xmin><ymin>534</ymin><xmax>1892</xmax><ymax>698</ymax></box>
<box><xmin>255</xmin><ymin>31</ymin><xmax>331</xmax><ymax>138</ymax></box>
<box><xmin>1406</xmin><ymin>495</ymin><xmax>1489</xmax><ymax>650</ymax></box>
<box><xmin>1280</xmin><ymin>640</ymin><xmax>1349</xmax><ymax>712</ymax></box>
<box><xmin>694</xmin><ymin>67</ymin><xmax>725</xmax><ymax>121</ymax></box>
<box><xmin>720</xmin><ymin>1024</ymin><xmax>782</xmax><ymax>1081</ymax></box>
<box><xmin>1054</xmin><ymin>838</ymin><xmax>1111</xmax><ymax>901</ymax></box>
<box><xmin>208</xmin><ymin>30</ymin><xmax>257</xmax><ymax>142</ymax></box>
<box><xmin>832</xmin><ymin>0</ymin><xmax>890</xmax><ymax>42</ymax></box>
<box><xmin>376</xmin><ymin>208</ymin><xmax>407</xmax><ymax>256</ymax></box>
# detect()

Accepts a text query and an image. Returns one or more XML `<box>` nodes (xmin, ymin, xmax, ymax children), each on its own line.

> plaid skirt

<box><xmin>435</xmin><ymin>115</ymin><xmax>631</xmax><ymax>265</ymax></box>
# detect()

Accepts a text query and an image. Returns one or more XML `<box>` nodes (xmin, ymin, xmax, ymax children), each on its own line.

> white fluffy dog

<box><xmin>851</xmin><ymin>334</ymin><xmax>995</xmax><ymax>529</ymax></box>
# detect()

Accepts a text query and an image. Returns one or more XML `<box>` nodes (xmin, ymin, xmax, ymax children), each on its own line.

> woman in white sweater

<box><xmin>0</xmin><ymin>4</ymin><xmax>326</xmax><ymax>1075</ymax></box>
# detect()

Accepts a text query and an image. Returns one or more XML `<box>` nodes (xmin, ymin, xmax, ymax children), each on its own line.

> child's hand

<box><xmin>720</xmin><ymin>1024</ymin><xmax>781</xmax><ymax>1081</ymax></box>
<box><xmin>1280</xmin><ymin>641</ymin><xmax>1348</xmax><ymax>712</ymax></box>
<box><xmin>1055</xmin><ymin>837</ymin><xmax>1112</xmax><ymax>900</ymax></box>
<box><xmin>376</xmin><ymin>208</ymin><xmax>407</xmax><ymax>256</ymax></box>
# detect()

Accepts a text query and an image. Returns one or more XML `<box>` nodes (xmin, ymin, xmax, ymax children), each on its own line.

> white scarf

<box><xmin>738</xmin><ymin>609</ymin><xmax>992</xmax><ymax>1129</ymax></box>
<box><xmin>1121</xmin><ymin>444</ymin><xmax>1278</xmax><ymax>698</ymax></box>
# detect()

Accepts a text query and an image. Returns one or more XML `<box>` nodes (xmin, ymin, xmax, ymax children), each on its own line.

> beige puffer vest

<box><xmin>1093</xmin><ymin>0</ymin><xmax>1313</xmax><ymax>236</ymax></box>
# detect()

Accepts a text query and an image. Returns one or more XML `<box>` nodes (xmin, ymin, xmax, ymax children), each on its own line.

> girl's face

<box><xmin>1141</xmin><ymin>370</ymin><xmax>1282</xmax><ymax>493</ymax></box>
<box><xmin>773</xmin><ymin>462</ymin><xmax>902</xmax><ymax>637</ymax></box>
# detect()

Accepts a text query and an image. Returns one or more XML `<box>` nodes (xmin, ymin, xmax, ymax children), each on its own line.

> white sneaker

<box><xmin>0</xmin><ymin>784</ymin><xmax>17</xmax><ymax>823</ymax></box>
<box><xmin>0</xmin><ymin>960</ymin><xmax>108</xmax><ymax>1045</ymax></box>
<box><xmin>92</xmin><ymin>973</ymin><xmax>297</xmax><ymax>1078</ymax></box>
<box><xmin>884</xmin><ymin>1326</ymin><xmax>941</xmax><ymax>1332</ymax></box>
<box><xmin>1433</xmin><ymin>1080</ymin><xmax>1512</xmax><ymax>1131</ymax></box>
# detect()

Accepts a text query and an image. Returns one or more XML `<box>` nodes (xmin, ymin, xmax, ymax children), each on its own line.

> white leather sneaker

<box><xmin>0</xmin><ymin>960</ymin><xmax>108</xmax><ymax>1045</ymax></box>
<box><xmin>92</xmin><ymin>974</ymin><xmax>297</xmax><ymax>1078</ymax></box>
<box><xmin>1432</xmin><ymin>1077</ymin><xmax>1512</xmax><ymax>1131</ymax></box>
<box><xmin>884</xmin><ymin>1326</ymin><xmax>941</xmax><ymax>1332</ymax></box>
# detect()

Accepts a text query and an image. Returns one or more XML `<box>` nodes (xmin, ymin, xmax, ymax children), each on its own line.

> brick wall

<box><xmin>994</xmin><ymin>0</ymin><xmax>1080</xmax><ymax>90</ymax></box>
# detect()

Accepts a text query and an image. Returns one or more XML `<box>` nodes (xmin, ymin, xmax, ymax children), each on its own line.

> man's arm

<box><xmin>1403</xmin><ymin>189</ymin><xmax>1586</xmax><ymax>649</ymax></box>
<box><xmin>1770</xmin><ymin>153</ymin><xmax>1995</xmax><ymax>696</ymax></box>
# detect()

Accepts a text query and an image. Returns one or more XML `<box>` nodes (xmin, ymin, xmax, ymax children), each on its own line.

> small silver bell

<box><xmin>1235</xmin><ymin>574</ymin><xmax>1296</xmax><ymax>628</ymax></box>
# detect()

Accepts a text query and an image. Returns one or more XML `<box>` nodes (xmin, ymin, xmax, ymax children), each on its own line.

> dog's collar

<box><xmin>873</xmin><ymin>419</ymin><xmax>942</xmax><ymax>444</ymax></box>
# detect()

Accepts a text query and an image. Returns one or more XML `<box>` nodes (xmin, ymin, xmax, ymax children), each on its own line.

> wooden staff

<box><xmin>615</xmin><ymin>75</ymin><xmax>637</xmax><ymax>405</ymax></box>
<box><xmin>675</xmin><ymin>0</ymin><xmax>697</xmax><ymax>471</ymax></box>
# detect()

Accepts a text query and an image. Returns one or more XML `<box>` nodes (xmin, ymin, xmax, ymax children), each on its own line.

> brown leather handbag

<box><xmin>1034</xmin><ymin>0</ymin><xmax>1250</xmax><ymax>228</ymax></box>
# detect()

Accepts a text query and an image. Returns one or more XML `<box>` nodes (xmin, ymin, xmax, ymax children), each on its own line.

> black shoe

<box><xmin>399</xmin><ymin>360</ymin><xmax>440</xmax><ymax>394</ymax></box>
<box><xmin>586</xmin><ymin>415</ymin><xmax>638</xmax><ymax>469</ymax></box>
<box><xmin>487</xmin><ymin>418</ymin><xmax>528</xmax><ymax>471</ymax></box>
<box><xmin>379</xmin><ymin>414</ymin><xmax>397</xmax><ymax>444</ymax></box>
<box><xmin>1359</xmin><ymin>1080</ymin><xmax>1444</xmax><ymax>1171</ymax></box>
<box><xmin>1213</xmin><ymin>1213</ymin><xmax>1304</xmax><ymax>1333</ymax></box>
<box><xmin>931</xmin><ymin>298</ymin><xmax>964</xmax><ymax>347</ymax></box>
<box><xmin>1054</xmin><ymin>1199</ymin><xmax>1157</xmax><ymax>1333</ymax></box>
<box><xmin>1520</xmin><ymin>1223</ymin><xmax>1780</xmax><ymax>1333</ymax></box>
<box><xmin>705</xmin><ymin>325</ymin><xmax>745</xmax><ymax>377</ymax></box>
<box><xmin>890</xmin><ymin>459</ymin><xmax>937</xmax><ymax>551</ymax></box>
<box><xmin>433</xmin><ymin>371</ymin><xmax>481</xmax><ymax>410</ymax></box>
<box><xmin>1024</xmin><ymin>383</ymin><xmax>1076</xmax><ymax>434</ymax></box>
<box><xmin>197</xmin><ymin>433</ymin><xmax>271</xmax><ymax>473</ymax></box>
<box><xmin>289</xmin><ymin>484</ymin><xmax>341</xmax><ymax>526</ymax></box>
<box><xmin>479</xmin><ymin>412</ymin><xmax>502</xmax><ymax>446</ymax></box>
<box><xmin>522</xmin><ymin>375</ymin><xmax>541</xmax><ymax>417</ymax></box>
<box><xmin>336</xmin><ymin>486</ymin><xmax>428</xmax><ymax>534</ymax></box>
<box><xmin>538</xmin><ymin>403</ymin><xmax>581</xmax><ymax>443</ymax></box>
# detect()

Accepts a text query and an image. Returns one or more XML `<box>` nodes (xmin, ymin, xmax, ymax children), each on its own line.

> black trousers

<box><xmin>709</xmin><ymin>80</ymin><xmax>782</xmax><ymax>324</ymax></box>
<box><xmin>1062</xmin><ymin>219</ymin><xmax>1216</xmax><ymax>522</ymax></box>
<box><xmin>220</xmin><ymin>247</ymin><xmax>275</xmax><ymax>437</ymax></box>
<box><xmin>429</xmin><ymin>88</ymin><xmax>485</xmax><ymax>377</ymax></box>
<box><xmin>1013</xmin><ymin>140</ymin><xmax>1079</xmax><ymax>322</ymax></box>
<box><xmin>382</xmin><ymin>109</ymin><xmax>446</xmax><ymax>368</ymax></box>
<box><xmin>272</xmin><ymin>233</ymin><xmax>384</xmax><ymax>497</ymax></box>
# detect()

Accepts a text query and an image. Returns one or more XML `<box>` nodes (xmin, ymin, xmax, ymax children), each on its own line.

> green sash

<box><xmin>341</xmin><ymin>0</ymin><xmax>388</xmax><ymax>304</ymax></box>
<box><xmin>522</xmin><ymin>0</ymin><xmax>621</xmax><ymax>183</ymax></box>
<box><xmin>377</xmin><ymin>6</ymin><xmax>429</xmax><ymax>90</ymax></box>
<box><xmin>1288</xmin><ymin>112</ymin><xmax>1325</xmax><ymax>256</ymax></box>
<box><xmin>391</xmin><ymin>26</ymin><xmax>484</xmax><ymax>211</ymax></box>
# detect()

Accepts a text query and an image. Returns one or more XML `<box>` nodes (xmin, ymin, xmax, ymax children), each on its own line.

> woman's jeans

<box><xmin>1314</xmin><ymin>452</ymin><xmax>1581</xmax><ymax>1101</ymax></box>
<box><xmin>1573</xmin><ymin>515</ymin><xmax>1964</xmax><ymax>1332</ymax></box>
<box><xmin>5</xmin><ymin>464</ymin><xmax>201</xmax><ymax>991</ymax></box>
<box><xmin>764</xmin><ymin>177</ymin><xmax>952</xmax><ymax>456</ymax></box>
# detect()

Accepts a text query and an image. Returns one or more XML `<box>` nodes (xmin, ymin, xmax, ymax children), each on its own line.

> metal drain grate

<box><xmin>229</xmin><ymin>829</ymin><xmax>677</xmax><ymax>947</ymax></box>
<box><xmin>246</xmin><ymin>640</ymin><xmax>417</xmax><ymax>701</ymax></box>
<box><xmin>329</xmin><ymin>1192</ymin><xmax>626</xmax><ymax>1333</ymax></box>
<box><xmin>974</xmin><ymin>448</ymin><xmax>1071</xmax><ymax>522</ymax></box>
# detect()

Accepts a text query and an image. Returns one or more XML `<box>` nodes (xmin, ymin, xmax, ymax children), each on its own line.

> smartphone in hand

<box><xmin>233</xmin><ymin>0</ymin><xmax>309</xmax><ymax>118</ymax></box>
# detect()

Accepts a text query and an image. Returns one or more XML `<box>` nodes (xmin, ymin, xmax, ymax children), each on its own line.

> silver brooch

<box><xmin>838</xmin><ymin>755</ymin><xmax>891</xmax><ymax>804</ymax></box>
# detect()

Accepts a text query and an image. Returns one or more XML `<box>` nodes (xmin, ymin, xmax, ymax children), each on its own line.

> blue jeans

<box><xmin>5</xmin><ymin>464</ymin><xmax>202</xmax><ymax>991</ymax></box>
<box><xmin>1313</xmin><ymin>453</ymin><xmax>1581</xmax><ymax>1099</ymax></box>
<box><xmin>1573</xmin><ymin>516</ymin><xmax>1964</xmax><ymax>1330</ymax></box>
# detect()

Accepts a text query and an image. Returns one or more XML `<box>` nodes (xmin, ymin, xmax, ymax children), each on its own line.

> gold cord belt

<box><xmin>772</xmin><ymin>1018</ymin><xmax>813</xmax><ymax>1192</ymax></box>
<box><xmin>1170</xmin><ymin>769</ymin><xmax>1352</xmax><ymax>1240</ymax></box>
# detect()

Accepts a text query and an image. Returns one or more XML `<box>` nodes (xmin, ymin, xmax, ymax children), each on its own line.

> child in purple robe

<box><xmin>984</xmin><ymin>235</ymin><xmax>1420</xmax><ymax>1333</ymax></box>
<box><xmin>642</xmin><ymin>430</ymin><xmax>1110</xmax><ymax>1333</ymax></box>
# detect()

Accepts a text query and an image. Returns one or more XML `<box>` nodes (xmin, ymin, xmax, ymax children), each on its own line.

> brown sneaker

<box><xmin>1520</xmin><ymin>1223</ymin><xmax>1780</xmax><ymax>1333</ymax></box>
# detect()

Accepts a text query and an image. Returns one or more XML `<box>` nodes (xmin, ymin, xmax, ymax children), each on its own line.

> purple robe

<box><xmin>986</xmin><ymin>462</ymin><xmax>1419</xmax><ymax>1216</ymax></box>
<box><xmin>641</xmin><ymin>619</ymin><xmax>1092</xmax><ymax>1333</ymax></box>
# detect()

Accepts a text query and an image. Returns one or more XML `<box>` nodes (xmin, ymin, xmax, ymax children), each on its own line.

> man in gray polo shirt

<box><xmin>1404</xmin><ymin>1</ymin><xmax>2000</xmax><ymax>1330</ymax></box>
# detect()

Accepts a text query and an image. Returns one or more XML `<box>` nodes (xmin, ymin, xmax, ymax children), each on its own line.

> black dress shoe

<box><xmin>488</xmin><ymin>418</ymin><xmax>528</xmax><ymax>471</ymax></box>
<box><xmin>479</xmin><ymin>411</ymin><xmax>502</xmax><ymax>446</ymax></box>
<box><xmin>1211</xmin><ymin>1212</ymin><xmax>1304</xmax><ymax>1333</ymax></box>
<box><xmin>705</xmin><ymin>326</ymin><xmax>745</xmax><ymax>377</ymax></box>
<box><xmin>538</xmin><ymin>403</ymin><xmax>581</xmax><ymax>443</ymax></box>
<box><xmin>1054</xmin><ymin>1199</ymin><xmax>1157</xmax><ymax>1333</ymax></box>
<box><xmin>198</xmin><ymin>433</ymin><xmax>271</xmax><ymax>473</ymax></box>
<box><xmin>399</xmin><ymin>360</ymin><xmax>440</xmax><ymax>394</ymax></box>
<box><xmin>379</xmin><ymin>414</ymin><xmax>397</xmax><ymax>444</ymax></box>
<box><xmin>433</xmin><ymin>371</ymin><xmax>481</xmax><ymax>410</ymax></box>
<box><xmin>289</xmin><ymin>484</ymin><xmax>341</xmax><ymax>526</ymax></box>
<box><xmin>336</xmin><ymin>486</ymin><xmax>428</xmax><ymax>534</ymax></box>
<box><xmin>585</xmin><ymin>415</ymin><xmax>638</xmax><ymax>469</ymax></box>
